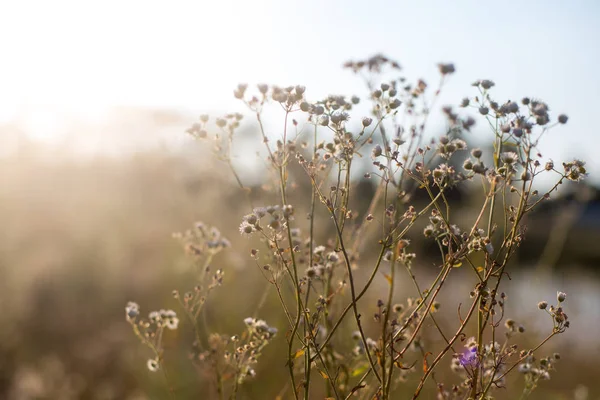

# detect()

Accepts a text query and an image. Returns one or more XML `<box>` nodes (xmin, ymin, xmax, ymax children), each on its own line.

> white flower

<box><xmin>147</xmin><ymin>358</ymin><xmax>159</xmax><ymax>372</ymax></box>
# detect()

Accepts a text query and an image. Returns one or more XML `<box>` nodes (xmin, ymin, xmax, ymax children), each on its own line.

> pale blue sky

<box><xmin>1</xmin><ymin>0</ymin><xmax>599</xmax><ymax>178</ymax></box>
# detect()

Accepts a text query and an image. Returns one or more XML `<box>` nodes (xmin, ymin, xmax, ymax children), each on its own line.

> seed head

<box><xmin>372</xmin><ymin>145</ymin><xmax>383</xmax><ymax>158</ymax></box>
<box><xmin>480</xmin><ymin>80</ymin><xmax>495</xmax><ymax>90</ymax></box>
<box><xmin>438</xmin><ymin>63</ymin><xmax>455</xmax><ymax>75</ymax></box>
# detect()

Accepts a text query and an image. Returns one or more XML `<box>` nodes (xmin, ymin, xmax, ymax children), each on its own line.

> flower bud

<box><xmin>537</xmin><ymin>301</ymin><xmax>548</xmax><ymax>310</ymax></box>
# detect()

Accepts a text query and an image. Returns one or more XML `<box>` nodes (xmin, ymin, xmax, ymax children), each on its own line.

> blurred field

<box><xmin>1</xmin><ymin>117</ymin><xmax>599</xmax><ymax>400</ymax></box>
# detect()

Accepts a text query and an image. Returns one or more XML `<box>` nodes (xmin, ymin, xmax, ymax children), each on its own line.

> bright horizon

<box><xmin>1</xmin><ymin>0</ymin><xmax>599</xmax><ymax>178</ymax></box>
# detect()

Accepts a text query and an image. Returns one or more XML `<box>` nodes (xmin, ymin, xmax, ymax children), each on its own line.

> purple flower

<box><xmin>459</xmin><ymin>347</ymin><xmax>479</xmax><ymax>368</ymax></box>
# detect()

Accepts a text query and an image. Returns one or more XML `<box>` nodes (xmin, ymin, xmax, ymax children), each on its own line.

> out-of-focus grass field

<box><xmin>1</xmin><ymin>120</ymin><xmax>599</xmax><ymax>400</ymax></box>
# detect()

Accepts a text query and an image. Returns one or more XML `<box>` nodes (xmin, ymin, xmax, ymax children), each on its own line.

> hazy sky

<box><xmin>1</xmin><ymin>0</ymin><xmax>599</xmax><ymax>176</ymax></box>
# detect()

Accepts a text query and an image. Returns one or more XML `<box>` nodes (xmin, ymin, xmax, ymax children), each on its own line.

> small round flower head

<box><xmin>257</xmin><ymin>83</ymin><xmax>269</xmax><ymax>94</ymax></box>
<box><xmin>149</xmin><ymin>311</ymin><xmax>161</xmax><ymax>323</ymax></box>
<box><xmin>518</xmin><ymin>363</ymin><xmax>531</xmax><ymax>373</ymax></box>
<box><xmin>501</xmin><ymin>152</ymin><xmax>519</xmax><ymax>165</ymax></box>
<box><xmin>389</xmin><ymin>98</ymin><xmax>402</xmax><ymax>109</ymax></box>
<box><xmin>239</xmin><ymin>221</ymin><xmax>254</xmax><ymax>235</ymax></box>
<box><xmin>244</xmin><ymin>213</ymin><xmax>259</xmax><ymax>226</ymax></box>
<box><xmin>471</xmin><ymin>148</ymin><xmax>483</xmax><ymax>159</ymax></box>
<box><xmin>557</xmin><ymin>291</ymin><xmax>567</xmax><ymax>303</ymax></box>
<box><xmin>480</xmin><ymin>80</ymin><xmax>495</xmax><ymax>90</ymax></box>
<box><xmin>504</xmin><ymin>101</ymin><xmax>519</xmax><ymax>114</ymax></box>
<box><xmin>372</xmin><ymin>145</ymin><xmax>383</xmax><ymax>158</ymax></box>
<box><xmin>479</xmin><ymin>106</ymin><xmax>489</xmax><ymax>116</ymax></box>
<box><xmin>299</xmin><ymin>101</ymin><xmax>310</xmax><ymax>112</ymax></box>
<box><xmin>538</xmin><ymin>301</ymin><xmax>548</xmax><ymax>310</ymax></box>
<box><xmin>463</xmin><ymin>159</ymin><xmax>474</xmax><ymax>171</ymax></box>
<box><xmin>125</xmin><ymin>302</ymin><xmax>140</xmax><ymax>319</ymax></box>
<box><xmin>513</xmin><ymin>128</ymin><xmax>523</xmax><ymax>138</ymax></box>
<box><xmin>282</xmin><ymin>204</ymin><xmax>294</xmax><ymax>218</ymax></box>
<box><xmin>362</xmin><ymin>117</ymin><xmax>373</xmax><ymax>127</ymax></box>
<box><xmin>165</xmin><ymin>315</ymin><xmax>179</xmax><ymax>330</ymax></box>
<box><xmin>438</xmin><ymin>63</ymin><xmax>455</xmax><ymax>75</ymax></box>
<box><xmin>558</xmin><ymin>114</ymin><xmax>568</xmax><ymax>124</ymax></box>
<box><xmin>423</xmin><ymin>225</ymin><xmax>434</xmax><ymax>237</ymax></box>
<box><xmin>147</xmin><ymin>358</ymin><xmax>159</xmax><ymax>372</ymax></box>
<box><xmin>319</xmin><ymin>115</ymin><xmax>329</xmax><ymax>126</ymax></box>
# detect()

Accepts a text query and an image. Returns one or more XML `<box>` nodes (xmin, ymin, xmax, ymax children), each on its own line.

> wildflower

<box><xmin>327</xmin><ymin>252</ymin><xmax>339</xmax><ymax>262</ymax></box>
<box><xmin>239</xmin><ymin>221</ymin><xmax>255</xmax><ymax>235</ymax></box>
<box><xmin>557</xmin><ymin>291</ymin><xmax>567</xmax><ymax>303</ymax></box>
<box><xmin>366</xmin><ymin>338</ymin><xmax>378</xmax><ymax>350</ymax></box>
<box><xmin>125</xmin><ymin>302</ymin><xmax>140</xmax><ymax>319</ymax></box>
<box><xmin>282</xmin><ymin>204</ymin><xmax>294</xmax><ymax>218</ymax></box>
<box><xmin>558</xmin><ymin>114</ymin><xmax>568</xmax><ymax>124</ymax></box>
<box><xmin>389</xmin><ymin>98</ymin><xmax>402</xmax><ymax>109</ymax></box>
<box><xmin>300</xmin><ymin>102</ymin><xmax>310</xmax><ymax>112</ymax></box>
<box><xmin>513</xmin><ymin>128</ymin><xmax>523</xmax><ymax>138</ymax></box>
<box><xmin>518</xmin><ymin>363</ymin><xmax>531</xmax><ymax>373</ymax></box>
<box><xmin>480</xmin><ymin>80</ymin><xmax>495</xmax><ymax>90</ymax></box>
<box><xmin>538</xmin><ymin>301</ymin><xmax>548</xmax><ymax>310</ymax></box>
<box><xmin>165</xmin><ymin>315</ymin><xmax>179</xmax><ymax>330</ymax></box>
<box><xmin>423</xmin><ymin>225</ymin><xmax>434</xmax><ymax>237</ymax></box>
<box><xmin>563</xmin><ymin>160</ymin><xmax>587</xmax><ymax>182</ymax></box>
<box><xmin>244</xmin><ymin>213</ymin><xmax>259</xmax><ymax>226</ymax></box>
<box><xmin>479</xmin><ymin>106</ymin><xmax>489</xmax><ymax>116</ymax></box>
<box><xmin>372</xmin><ymin>145</ymin><xmax>383</xmax><ymax>158</ymax></box>
<box><xmin>502</xmin><ymin>101</ymin><xmax>519</xmax><ymax>114</ymax></box>
<box><xmin>149</xmin><ymin>311</ymin><xmax>161</xmax><ymax>323</ymax></box>
<box><xmin>362</xmin><ymin>117</ymin><xmax>373</xmax><ymax>127</ymax></box>
<box><xmin>314</xmin><ymin>245</ymin><xmax>326</xmax><ymax>255</ymax></box>
<box><xmin>438</xmin><ymin>63</ymin><xmax>455</xmax><ymax>75</ymax></box>
<box><xmin>147</xmin><ymin>358</ymin><xmax>159</xmax><ymax>372</ymax></box>
<box><xmin>501</xmin><ymin>152</ymin><xmax>519</xmax><ymax>165</ymax></box>
<box><xmin>459</xmin><ymin>347</ymin><xmax>478</xmax><ymax>367</ymax></box>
